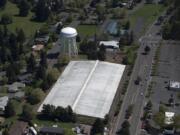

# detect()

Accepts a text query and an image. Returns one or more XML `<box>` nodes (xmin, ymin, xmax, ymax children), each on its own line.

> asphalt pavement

<box><xmin>111</xmin><ymin>12</ymin><xmax>164</xmax><ymax>135</ymax></box>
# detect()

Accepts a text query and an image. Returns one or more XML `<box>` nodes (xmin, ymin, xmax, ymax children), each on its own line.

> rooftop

<box><xmin>61</xmin><ymin>27</ymin><xmax>77</xmax><ymax>38</ymax></box>
<box><xmin>38</xmin><ymin>60</ymin><xmax>125</xmax><ymax>118</ymax></box>
<box><xmin>99</xmin><ymin>40</ymin><xmax>119</xmax><ymax>49</ymax></box>
<box><xmin>39</xmin><ymin>126</ymin><xmax>64</xmax><ymax>135</ymax></box>
<box><xmin>165</xmin><ymin>112</ymin><xmax>175</xmax><ymax>125</ymax></box>
<box><xmin>169</xmin><ymin>81</ymin><xmax>180</xmax><ymax>88</ymax></box>
<box><xmin>0</xmin><ymin>96</ymin><xmax>9</xmax><ymax>111</ymax></box>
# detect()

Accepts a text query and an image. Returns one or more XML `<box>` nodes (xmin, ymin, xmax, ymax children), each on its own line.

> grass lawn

<box><xmin>123</xmin><ymin>45</ymin><xmax>139</xmax><ymax>65</ymax></box>
<box><xmin>0</xmin><ymin>1</ymin><xmax>44</xmax><ymax>38</ymax></box>
<box><xmin>77</xmin><ymin>25</ymin><xmax>98</xmax><ymax>37</ymax></box>
<box><xmin>129</xmin><ymin>4</ymin><xmax>166</xmax><ymax>30</ymax></box>
<box><xmin>32</xmin><ymin>119</ymin><xmax>76</xmax><ymax>135</ymax></box>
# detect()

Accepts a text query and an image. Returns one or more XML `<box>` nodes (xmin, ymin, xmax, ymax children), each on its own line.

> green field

<box><xmin>0</xmin><ymin>1</ymin><xmax>44</xmax><ymax>38</ymax></box>
<box><xmin>77</xmin><ymin>25</ymin><xmax>98</xmax><ymax>37</ymax></box>
<box><xmin>129</xmin><ymin>4</ymin><xmax>166</xmax><ymax>30</ymax></box>
<box><xmin>123</xmin><ymin>45</ymin><xmax>139</xmax><ymax>65</ymax></box>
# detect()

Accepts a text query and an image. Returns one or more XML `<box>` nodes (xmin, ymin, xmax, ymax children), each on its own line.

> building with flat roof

<box><xmin>165</xmin><ymin>112</ymin><xmax>175</xmax><ymax>125</ymax></box>
<box><xmin>169</xmin><ymin>81</ymin><xmax>180</xmax><ymax>91</ymax></box>
<box><xmin>38</xmin><ymin>60</ymin><xmax>125</xmax><ymax>118</ymax></box>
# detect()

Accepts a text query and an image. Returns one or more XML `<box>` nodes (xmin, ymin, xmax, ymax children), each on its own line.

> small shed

<box><xmin>99</xmin><ymin>41</ymin><xmax>119</xmax><ymax>50</ymax></box>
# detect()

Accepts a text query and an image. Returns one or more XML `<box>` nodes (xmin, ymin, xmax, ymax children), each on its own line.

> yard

<box><xmin>76</xmin><ymin>24</ymin><xmax>98</xmax><ymax>37</ymax></box>
<box><xmin>32</xmin><ymin>119</ymin><xmax>76</xmax><ymax>135</ymax></box>
<box><xmin>0</xmin><ymin>1</ymin><xmax>44</xmax><ymax>38</ymax></box>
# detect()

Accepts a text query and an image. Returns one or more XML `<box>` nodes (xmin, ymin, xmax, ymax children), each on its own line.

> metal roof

<box><xmin>38</xmin><ymin>60</ymin><xmax>125</xmax><ymax>118</ymax></box>
<box><xmin>61</xmin><ymin>27</ymin><xmax>77</xmax><ymax>38</ymax></box>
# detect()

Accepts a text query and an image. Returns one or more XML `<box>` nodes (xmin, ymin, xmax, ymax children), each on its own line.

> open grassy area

<box><xmin>0</xmin><ymin>1</ymin><xmax>44</xmax><ymax>38</ymax></box>
<box><xmin>129</xmin><ymin>4</ymin><xmax>166</xmax><ymax>30</ymax></box>
<box><xmin>123</xmin><ymin>45</ymin><xmax>139</xmax><ymax>65</ymax></box>
<box><xmin>77</xmin><ymin>25</ymin><xmax>98</xmax><ymax>37</ymax></box>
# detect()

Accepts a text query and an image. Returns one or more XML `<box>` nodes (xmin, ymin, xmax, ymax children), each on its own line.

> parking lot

<box><xmin>150</xmin><ymin>42</ymin><xmax>180</xmax><ymax>114</ymax></box>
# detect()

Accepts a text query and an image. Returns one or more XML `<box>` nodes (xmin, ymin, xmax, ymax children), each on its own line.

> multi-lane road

<box><xmin>111</xmin><ymin>12</ymin><xmax>164</xmax><ymax>135</ymax></box>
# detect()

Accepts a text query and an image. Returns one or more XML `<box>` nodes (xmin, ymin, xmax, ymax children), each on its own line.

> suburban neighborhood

<box><xmin>0</xmin><ymin>0</ymin><xmax>179</xmax><ymax>135</ymax></box>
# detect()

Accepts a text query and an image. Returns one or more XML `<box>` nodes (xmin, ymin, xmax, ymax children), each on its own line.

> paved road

<box><xmin>111</xmin><ymin>11</ymin><xmax>164</xmax><ymax>135</ymax></box>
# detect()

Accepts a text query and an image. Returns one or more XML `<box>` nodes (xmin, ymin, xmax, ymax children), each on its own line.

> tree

<box><xmin>98</xmin><ymin>44</ymin><xmax>106</xmax><ymax>61</ymax></box>
<box><xmin>122</xmin><ymin>56</ymin><xmax>128</xmax><ymax>65</ymax></box>
<box><xmin>21</xmin><ymin>104</ymin><xmax>35</xmax><ymax>121</ymax></box>
<box><xmin>16</xmin><ymin>29</ymin><xmax>26</xmax><ymax>44</ymax></box>
<box><xmin>124</xmin><ymin>20</ymin><xmax>130</xmax><ymax>30</ymax></box>
<box><xmin>146</xmin><ymin>100</ymin><xmax>153</xmax><ymax>110</ymax></box>
<box><xmin>91</xmin><ymin>118</ymin><xmax>104</xmax><ymax>135</ymax></box>
<box><xmin>146</xmin><ymin>0</ymin><xmax>154</xmax><ymax>4</ymax></box>
<box><xmin>42</xmin><ymin>104</ymin><xmax>56</xmax><ymax>119</ymax></box>
<box><xmin>144</xmin><ymin>46</ymin><xmax>150</xmax><ymax>54</ymax></box>
<box><xmin>2</xmin><ymin>128</ymin><xmax>9</xmax><ymax>135</ymax></box>
<box><xmin>40</xmin><ymin>51</ymin><xmax>47</xmax><ymax>68</ymax></box>
<box><xmin>46</xmin><ymin>68</ymin><xmax>60</xmax><ymax>86</ymax></box>
<box><xmin>173</xmin><ymin>115</ymin><xmax>180</xmax><ymax>129</ymax></box>
<box><xmin>26</xmin><ymin>88</ymin><xmax>44</xmax><ymax>105</ymax></box>
<box><xmin>6</xmin><ymin>64</ymin><xmax>17</xmax><ymax>83</ymax></box>
<box><xmin>153</xmin><ymin>111</ymin><xmax>165</xmax><ymax>127</ymax></box>
<box><xmin>27</xmin><ymin>53</ymin><xmax>36</xmax><ymax>73</ymax></box>
<box><xmin>104</xmin><ymin>114</ymin><xmax>109</xmax><ymax>125</ymax></box>
<box><xmin>1</xmin><ymin>14</ymin><xmax>13</xmax><ymax>24</ymax></box>
<box><xmin>117</xmin><ymin>120</ymin><xmax>130</xmax><ymax>135</ymax></box>
<box><xmin>36</xmin><ymin>65</ymin><xmax>46</xmax><ymax>80</ymax></box>
<box><xmin>58</xmin><ymin>55</ymin><xmax>70</xmax><ymax>66</ymax></box>
<box><xmin>0</xmin><ymin>0</ymin><xmax>7</xmax><ymax>8</ymax></box>
<box><xmin>168</xmin><ymin>97</ymin><xmax>174</xmax><ymax>105</ymax></box>
<box><xmin>5</xmin><ymin>100</ymin><xmax>16</xmax><ymax>117</ymax></box>
<box><xmin>34</xmin><ymin>0</ymin><xmax>50</xmax><ymax>21</ymax></box>
<box><xmin>19</xmin><ymin>0</ymin><xmax>30</xmax><ymax>16</ymax></box>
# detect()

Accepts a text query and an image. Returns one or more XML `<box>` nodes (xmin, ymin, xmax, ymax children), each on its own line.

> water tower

<box><xmin>60</xmin><ymin>27</ymin><xmax>78</xmax><ymax>58</ymax></box>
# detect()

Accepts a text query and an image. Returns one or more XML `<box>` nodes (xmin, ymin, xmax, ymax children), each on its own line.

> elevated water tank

<box><xmin>60</xmin><ymin>27</ymin><xmax>78</xmax><ymax>58</ymax></box>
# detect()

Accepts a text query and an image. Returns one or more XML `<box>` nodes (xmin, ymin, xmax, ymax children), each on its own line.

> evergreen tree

<box><xmin>26</xmin><ymin>88</ymin><xmax>44</xmax><ymax>105</ymax></box>
<box><xmin>98</xmin><ymin>44</ymin><xmax>106</xmax><ymax>61</ymax></box>
<box><xmin>40</xmin><ymin>50</ymin><xmax>47</xmax><ymax>68</ymax></box>
<box><xmin>35</xmin><ymin>0</ymin><xmax>50</xmax><ymax>21</ymax></box>
<box><xmin>42</xmin><ymin>104</ymin><xmax>56</xmax><ymax>119</ymax></box>
<box><xmin>0</xmin><ymin>0</ymin><xmax>7</xmax><ymax>8</ymax></box>
<box><xmin>1</xmin><ymin>14</ymin><xmax>13</xmax><ymax>24</ymax></box>
<box><xmin>27</xmin><ymin>53</ymin><xmax>36</xmax><ymax>73</ymax></box>
<box><xmin>2</xmin><ymin>128</ymin><xmax>9</xmax><ymax>135</ymax></box>
<box><xmin>19</xmin><ymin>0</ymin><xmax>30</xmax><ymax>16</ymax></box>
<box><xmin>36</xmin><ymin>65</ymin><xmax>46</xmax><ymax>80</ymax></box>
<box><xmin>91</xmin><ymin>118</ymin><xmax>104</xmax><ymax>135</ymax></box>
<box><xmin>6</xmin><ymin>64</ymin><xmax>16</xmax><ymax>83</ymax></box>
<box><xmin>21</xmin><ymin>104</ymin><xmax>35</xmax><ymax>121</ymax></box>
<box><xmin>5</xmin><ymin>100</ymin><xmax>16</xmax><ymax>117</ymax></box>
<box><xmin>17</xmin><ymin>29</ymin><xmax>26</xmax><ymax>44</ymax></box>
<box><xmin>117</xmin><ymin>120</ymin><xmax>130</xmax><ymax>135</ymax></box>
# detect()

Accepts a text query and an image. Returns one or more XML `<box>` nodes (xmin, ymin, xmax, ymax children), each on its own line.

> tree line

<box><xmin>41</xmin><ymin>104</ymin><xmax>76</xmax><ymax>122</ymax></box>
<box><xmin>162</xmin><ymin>0</ymin><xmax>180</xmax><ymax>40</ymax></box>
